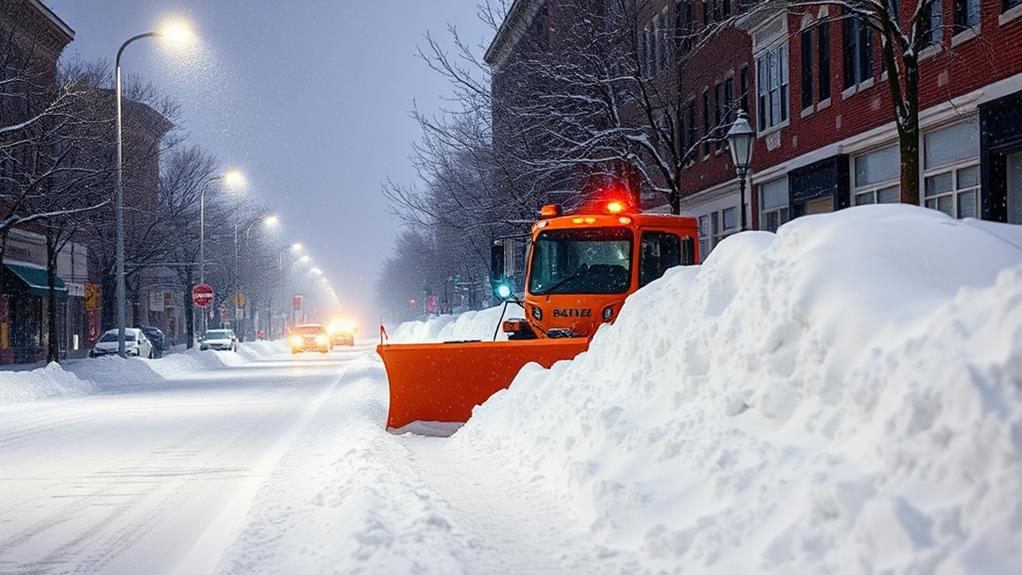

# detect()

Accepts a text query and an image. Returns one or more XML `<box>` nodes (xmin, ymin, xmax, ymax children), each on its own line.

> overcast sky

<box><xmin>47</xmin><ymin>0</ymin><xmax>493</xmax><ymax>325</ymax></box>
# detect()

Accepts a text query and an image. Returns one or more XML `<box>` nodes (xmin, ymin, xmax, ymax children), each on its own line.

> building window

<box><xmin>721</xmin><ymin>0</ymin><xmax>731</xmax><ymax>18</ymax></box>
<box><xmin>686</xmin><ymin>101</ymin><xmax>697</xmax><ymax>157</ymax></box>
<box><xmin>756</xmin><ymin>44</ymin><xmax>789</xmax><ymax>131</ymax></box>
<box><xmin>698</xmin><ymin>214</ymin><xmax>710</xmax><ymax>256</ymax></box>
<box><xmin>676</xmin><ymin>0</ymin><xmax>694</xmax><ymax>52</ymax></box>
<box><xmin>702</xmin><ymin>89</ymin><xmax>711</xmax><ymax>156</ymax></box>
<box><xmin>722</xmin><ymin>206</ymin><xmax>738</xmax><ymax>230</ymax></box>
<box><xmin>760</xmin><ymin>177</ymin><xmax>790</xmax><ymax>232</ymax></box>
<box><xmin>714</xmin><ymin>77</ymin><xmax>734</xmax><ymax>151</ymax></box>
<box><xmin>644</xmin><ymin>9</ymin><xmax>671</xmax><ymax>76</ymax></box>
<box><xmin>818</xmin><ymin>21</ymin><xmax>831</xmax><ymax>101</ymax></box>
<box><xmin>923</xmin><ymin>0</ymin><xmax>944</xmax><ymax>46</ymax></box>
<box><xmin>954</xmin><ymin>0</ymin><xmax>980</xmax><ymax>32</ymax></box>
<box><xmin>853</xmin><ymin>145</ymin><xmax>901</xmax><ymax>205</ymax></box>
<box><xmin>642</xmin><ymin>26</ymin><xmax>651</xmax><ymax>73</ymax></box>
<box><xmin>1007</xmin><ymin>0</ymin><xmax>1022</xmax><ymax>11</ymax></box>
<box><xmin>923</xmin><ymin>121</ymin><xmax>981</xmax><ymax>218</ymax></box>
<box><xmin>658</xmin><ymin>8</ymin><xmax>670</xmax><ymax>72</ymax></box>
<box><xmin>801</xmin><ymin>28</ymin><xmax>814</xmax><ymax>110</ymax></box>
<box><xmin>702</xmin><ymin>0</ymin><xmax>711</xmax><ymax>25</ymax></box>
<box><xmin>739</xmin><ymin>65</ymin><xmax>750</xmax><ymax>112</ymax></box>
<box><xmin>843</xmin><ymin>16</ymin><xmax>873</xmax><ymax>88</ymax></box>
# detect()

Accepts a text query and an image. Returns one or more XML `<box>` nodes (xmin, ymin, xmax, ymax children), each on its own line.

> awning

<box><xmin>3</xmin><ymin>263</ymin><xmax>68</xmax><ymax>299</ymax></box>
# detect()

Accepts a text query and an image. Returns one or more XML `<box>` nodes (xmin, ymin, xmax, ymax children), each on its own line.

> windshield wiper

<box><xmin>533</xmin><ymin>264</ymin><xmax>589</xmax><ymax>295</ymax></box>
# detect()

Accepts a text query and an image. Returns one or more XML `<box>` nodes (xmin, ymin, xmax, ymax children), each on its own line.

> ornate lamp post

<box><xmin>726</xmin><ymin>109</ymin><xmax>755</xmax><ymax>232</ymax></box>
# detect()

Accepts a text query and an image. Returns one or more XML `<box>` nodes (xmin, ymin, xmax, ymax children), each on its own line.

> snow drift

<box><xmin>452</xmin><ymin>205</ymin><xmax>1022</xmax><ymax>573</ymax></box>
<box><xmin>389</xmin><ymin>305</ymin><xmax>522</xmax><ymax>343</ymax></box>
<box><xmin>0</xmin><ymin>342</ymin><xmax>288</xmax><ymax>406</ymax></box>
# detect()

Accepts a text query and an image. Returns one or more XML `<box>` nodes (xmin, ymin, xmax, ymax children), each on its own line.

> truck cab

<box><xmin>493</xmin><ymin>201</ymin><xmax>699</xmax><ymax>340</ymax></box>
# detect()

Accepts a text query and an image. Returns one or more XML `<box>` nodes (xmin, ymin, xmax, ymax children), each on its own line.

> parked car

<box><xmin>200</xmin><ymin>329</ymin><xmax>238</xmax><ymax>352</ymax></box>
<box><xmin>90</xmin><ymin>328</ymin><xmax>154</xmax><ymax>359</ymax></box>
<box><xmin>289</xmin><ymin>324</ymin><xmax>332</xmax><ymax>354</ymax></box>
<box><xmin>139</xmin><ymin>326</ymin><xmax>167</xmax><ymax>358</ymax></box>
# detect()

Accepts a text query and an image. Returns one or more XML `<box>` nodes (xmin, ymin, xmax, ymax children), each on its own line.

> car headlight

<box><xmin>290</xmin><ymin>335</ymin><xmax>303</xmax><ymax>347</ymax></box>
<box><xmin>315</xmin><ymin>335</ymin><xmax>329</xmax><ymax>345</ymax></box>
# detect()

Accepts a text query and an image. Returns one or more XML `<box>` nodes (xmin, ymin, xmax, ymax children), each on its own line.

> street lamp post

<box><xmin>275</xmin><ymin>243</ymin><xmax>302</xmax><ymax>338</ymax></box>
<box><xmin>233</xmin><ymin>214</ymin><xmax>278</xmax><ymax>340</ymax></box>
<box><xmin>114</xmin><ymin>24</ymin><xmax>193</xmax><ymax>356</ymax></box>
<box><xmin>195</xmin><ymin>170</ymin><xmax>244</xmax><ymax>337</ymax></box>
<box><xmin>726</xmin><ymin>109</ymin><xmax>756</xmax><ymax>232</ymax></box>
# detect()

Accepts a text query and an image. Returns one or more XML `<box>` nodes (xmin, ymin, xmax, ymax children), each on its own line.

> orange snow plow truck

<box><xmin>378</xmin><ymin>199</ymin><xmax>699</xmax><ymax>430</ymax></box>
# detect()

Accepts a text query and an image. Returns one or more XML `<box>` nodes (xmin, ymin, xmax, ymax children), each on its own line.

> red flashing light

<box><xmin>606</xmin><ymin>201</ymin><xmax>625</xmax><ymax>214</ymax></box>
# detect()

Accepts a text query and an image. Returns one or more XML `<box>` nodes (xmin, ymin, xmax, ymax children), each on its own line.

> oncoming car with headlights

<box><xmin>289</xmin><ymin>324</ymin><xmax>332</xmax><ymax>354</ymax></box>
<box><xmin>326</xmin><ymin>320</ymin><xmax>357</xmax><ymax>347</ymax></box>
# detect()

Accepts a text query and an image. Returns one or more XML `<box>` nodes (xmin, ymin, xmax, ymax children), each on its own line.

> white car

<box><xmin>200</xmin><ymin>329</ymin><xmax>238</xmax><ymax>352</ymax></box>
<box><xmin>90</xmin><ymin>328</ymin><xmax>154</xmax><ymax>359</ymax></box>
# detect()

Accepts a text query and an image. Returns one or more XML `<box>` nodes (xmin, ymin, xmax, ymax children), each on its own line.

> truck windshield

<box><xmin>529</xmin><ymin>228</ymin><xmax>632</xmax><ymax>295</ymax></box>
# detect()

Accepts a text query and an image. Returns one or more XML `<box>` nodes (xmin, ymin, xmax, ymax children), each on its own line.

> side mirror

<box><xmin>490</xmin><ymin>241</ymin><xmax>505</xmax><ymax>282</ymax></box>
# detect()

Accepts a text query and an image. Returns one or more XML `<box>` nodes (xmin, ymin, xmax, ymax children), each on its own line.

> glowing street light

<box><xmin>291</xmin><ymin>242</ymin><xmax>303</xmax><ymax>252</ymax></box>
<box><xmin>311</xmin><ymin>267</ymin><xmax>323</xmax><ymax>275</ymax></box>
<box><xmin>114</xmin><ymin>20</ymin><xmax>197</xmax><ymax>356</ymax></box>
<box><xmin>263</xmin><ymin>214</ymin><xmax>280</xmax><ymax>227</ymax></box>
<box><xmin>156</xmin><ymin>21</ymin><xmax>196</xmax><ymax>46</ymax></box>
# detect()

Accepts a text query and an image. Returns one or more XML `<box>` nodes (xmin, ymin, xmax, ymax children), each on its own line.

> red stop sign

<box><xmin>192</xmin><ymin>284</ymin><xmax>215</xmax><ymax>308</ymax></box>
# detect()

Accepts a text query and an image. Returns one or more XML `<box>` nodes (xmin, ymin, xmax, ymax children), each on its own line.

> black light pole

<box><xmin>727</xmin><ymin>109</ymin><xmax>755</xmax><ymax>232</ymax></box>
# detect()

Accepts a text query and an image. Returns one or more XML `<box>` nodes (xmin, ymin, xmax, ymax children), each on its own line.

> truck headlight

<box><xmin>290</xmin><ymin>335</ymin><xmax>303</xmax><ymax>347</ymax></box>
<box><xmin>315</xmin><ymin>335</ymin><xmax>329</xmax><ymax>346</ymax></box>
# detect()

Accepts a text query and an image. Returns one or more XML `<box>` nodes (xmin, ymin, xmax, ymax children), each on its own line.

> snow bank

<box><xmin>0</xmin><ymin>363</ymin><xmax>100</xmax><ymax>404</ymax></box>
<box><xmin>0</xmin><ymin>342</ymin><xmax>291</xmax><ymax>407</ymax></box>
<box><xmin>237</xmin><ymin>339</ymin><xmax>289</xmax><ymax>361</ymax></box>
<box><xmin>454</xmin><ymin>206</ymin><xmax>1022</xmax><ymax>573</ymax></box>
<box><xmin>389</xmin><ymin>305</ymin><xmax>523</xmax><ymax>343</ymax></box>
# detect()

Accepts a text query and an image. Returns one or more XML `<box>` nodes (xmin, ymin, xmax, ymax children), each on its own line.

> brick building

<box><xmin>744</xmin><ymin>0</ymin><xmax>1022</xmax><ymax>233</ymax></box>
<box><xmin>487</xmin><ymin>0</ymin><xmax>1022</xmax><ymax>260</ymax></box>
<box><xmin>0</xmin><ymin>0</ymin><xmax>89</xmax><ymax>363</ymax></box>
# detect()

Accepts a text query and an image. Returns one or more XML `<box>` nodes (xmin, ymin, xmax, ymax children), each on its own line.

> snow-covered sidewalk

<box><xmin>0</xmin><ymin>341</ymin><xmax>287</xmax><ymax>406</ymax></box>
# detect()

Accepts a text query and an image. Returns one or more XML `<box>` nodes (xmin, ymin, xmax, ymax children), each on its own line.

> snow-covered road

<box><xmin>0</xmin><ymin>346</ymin><xmax>367</xmax><ymax>574</ymax></box>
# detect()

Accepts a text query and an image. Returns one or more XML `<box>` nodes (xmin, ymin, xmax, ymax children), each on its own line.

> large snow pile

<box><xmin>0</xmin><ymin>345</ymin><xmax>277</xmax><ymax>406</ymax></box>
<box><xmin>0</xmin><ymin>362</ymin><xmax>100</xmax><ymax>404</ymax></box>
<box><xmin>454</xmin><ymin>206</ymin><xmax>1022</xmax><ymax>573</ymax></box>
<box><xmin>390</xmin><ymin>305</ymin><xmax>523</xmax><ymax>343</ymax></box>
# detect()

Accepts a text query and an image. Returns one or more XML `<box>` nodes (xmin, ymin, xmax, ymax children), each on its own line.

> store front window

<box><xmin>853</xmin><ymin>145</ymin><xmax>900</xmax><ymax>206</ymax></box>
<box><xmin>923</xmin><ymin>121</ymin><xmax>981</xmax><ymax>218</ymax></box>
<box><xmin>760</xmin><ymin>177</ymin><xmax>790</xmax><ymax>232</ymax></box>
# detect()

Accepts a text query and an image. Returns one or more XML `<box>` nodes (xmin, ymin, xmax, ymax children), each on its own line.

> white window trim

<box><xmin>851</xmin><ymin>145</ymin><xmax>901</xmax><ymax>205</ymax></box>
<box><xmin>760</xmin><ymin>177</ymin><xmax>790</xmax><ymax>232</ymax></box>
<box><xmin>852</xmin><ymin>184</ymin><xmax>900</xmax><ymax>206</ymax></box>
<box><xmin>1000</xmin><ymin>3</ymin><xmax>1022</xmax><ymax>26</ymax></box>
<box><xmin>755</xmin><ymin>42</ymin><xmax>790</xmax><ymax>135</ymax></box>
<box><xmin>951</xmin><ymin>26</ymin><xmax>980</xmax><ymax>47</ymax></box>
<box><xmin>921</xmin><ymin>158</ymin><xmax>981</xmax><ymax>218</ymax></box>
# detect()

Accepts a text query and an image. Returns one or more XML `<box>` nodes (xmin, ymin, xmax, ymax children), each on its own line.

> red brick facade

<box><xmin>487</xmin><ymin>0</ymin><xmax>1022</xmax><ymax>249</ymax></box>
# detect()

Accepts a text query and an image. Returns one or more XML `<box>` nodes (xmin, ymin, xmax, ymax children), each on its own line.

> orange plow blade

<box><xmin>378</xmin><ymin>338</ymin><xmax>589</xmax><ymax>430</ymax></box>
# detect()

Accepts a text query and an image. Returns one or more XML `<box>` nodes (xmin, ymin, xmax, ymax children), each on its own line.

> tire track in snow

<box><xmin>397</xmin><ymin>435</ymin><xmax>628</xmax><ymax>574</ymax></box>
